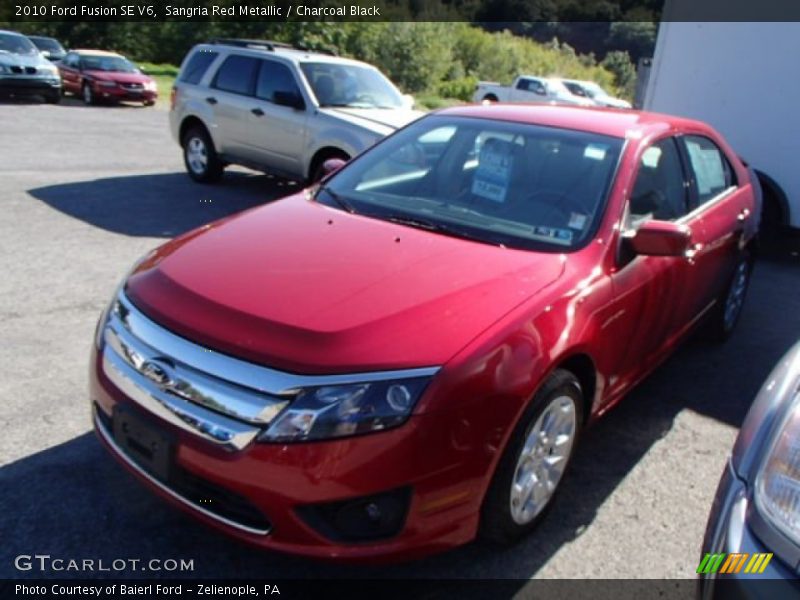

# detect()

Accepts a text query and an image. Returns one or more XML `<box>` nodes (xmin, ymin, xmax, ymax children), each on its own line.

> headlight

<box><xmin>259</xmin><ymin>377</ymin><xmax>432</xmax><ymax>442</ymax></box>
<box><xmin>144</xmin><ymin>80</ymin><xmax>157</xmax><ymax>91</ymax></box>
<box><xmin>755</xmin><ymin>398</ymin><xmax>800</xmax><ymax>544</ymax></box>
<box><xmin>97</xmin><ymin>81</ymin><xmax>117</xmax><ymax>88</ymax></box>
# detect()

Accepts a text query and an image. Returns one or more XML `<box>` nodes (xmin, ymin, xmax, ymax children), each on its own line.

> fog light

<box><xmin>296</xmin><ymin>487</ymin><xmax>411</xmax><ymax>542</ymax></box>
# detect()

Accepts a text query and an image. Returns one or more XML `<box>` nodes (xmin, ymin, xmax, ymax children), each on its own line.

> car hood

<box><xmin>0</xmin><ymin>51</ymin><xmax>48</xmax><ymax>68</ymax></box>
<box><xmin>125</xmin><ymin>193</ymin><xmax>565</xmax><ymax>374</ymax></box>
<box><xmin>596</xmin><ymin>95</ymin><xmax>631</xmax><ymax>109</ymax></box>
<box><xmin>319</xmin><ymin>106</ymin><xmax>423</xmax><ymax>136</ymax></box>
<box><xmin>85</xmin><ymin>70</ymin><xmax>152</xmax><ymax>84</ymax></box>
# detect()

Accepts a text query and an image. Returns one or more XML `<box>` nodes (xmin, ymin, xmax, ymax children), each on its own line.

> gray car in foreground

<box><xmin>699</xmin><ymin>341</ymin><xmax>800</xmax><ymax>598</ymax></box>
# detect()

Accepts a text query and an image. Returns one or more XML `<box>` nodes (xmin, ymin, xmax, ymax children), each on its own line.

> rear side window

<box><xmin>213</xmin><ymin>55</ymin><xmax>259</xmax><ymax>96</ymax></box>
<box><xmin>255</xmin><ymin>60</ymin><xmax>300</xmax><ymax>103</ymax></box>
<box><xmin>180</xmin><ymin>51</ymin><xmax>218</xmax><ymax>85</ymax></box>
<box><xmin>682</xmin><ymin>135</ymin><xmax>737</xmax><ymax>206</ymax></box>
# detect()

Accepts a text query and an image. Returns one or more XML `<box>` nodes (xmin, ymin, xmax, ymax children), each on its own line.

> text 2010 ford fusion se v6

<box><xmin>90</xmin><ymin>105</ymin><xmax>759</xmax><ymax>561</ymax></box>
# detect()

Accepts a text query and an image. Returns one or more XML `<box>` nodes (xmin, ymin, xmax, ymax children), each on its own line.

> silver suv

<box><xmin>0</xmin><ymin>30</ymin><xmax>62</xmax><ymax>103</ymax></box>
<box><xmin>169</xmin><ymin>39</ymin><xmax>422</xmax><ymax>184</ymax></box>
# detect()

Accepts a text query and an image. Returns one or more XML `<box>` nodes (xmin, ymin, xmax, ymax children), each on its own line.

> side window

<box><xmin>212</xmin><ymin>55</ymin><xmax>259</xmax><ymax>96</ymax></box>
<box><xmin>515</xmin><ymin>79</ymin><xmax>530</xmax><ymax>91</ymax></box>
<box><xmin>255</xmin><ymin>60</ymin><xmax>300</xmax><ymax>103</ymax></box>
<box><xmin>626</xmin><ymin>138</ymin><xmax>688</xmax><ymax>228</ymax></box>
<box><xmin>180</xmin><ymin>51</ymin><xmax>218</xmax><ymax>85</ymax></box>
<box><xmin>683</xmin><ymin>135</ymin><xmax>737</xmax><ymax>206</ymax></box>
<box><xmin>528</xmin><ymin>79</ymin><xmax>546</xmax><ymax>95</ymax></box>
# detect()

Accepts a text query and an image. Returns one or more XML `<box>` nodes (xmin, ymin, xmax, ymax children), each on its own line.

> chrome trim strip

<box><xmin>102</xmin><ymin>347</ymin><xmax>261</xmax><ymax>451</ymax></box>
<box><xmin>114</xmin><ymin>292</ymin><xmax>440</xmax><ymax>393</ymax></box>
<box><xmin>676</xmin><ymin>186</ymin><xmax>738</xmax><ymax>225</ymax></box>
<box><xmin>94</xmin><ymin>409</ymin><xmax>271</xmax><ymax>536</ymax></box>
<box><xmin>105</xmin><ymin>319</ymin><xmax>288</xmax><ymax>425</ymax></box>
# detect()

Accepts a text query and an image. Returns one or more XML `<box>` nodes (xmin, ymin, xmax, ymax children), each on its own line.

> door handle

<box><xmin>205</xmin><ymin>97</ymin><xmax>217</xmax><ymax>105</ymax></box>
<box><xmin>251</xmin><ymin>108</ymin><xmax>264</xmax><ymax>117</ymax></box>
<box><xmin>737</xmin><ymin>208</ymin><xmax>751</xmax><ymax>222</ymax></box>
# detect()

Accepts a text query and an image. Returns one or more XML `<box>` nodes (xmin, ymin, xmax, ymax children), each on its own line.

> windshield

<box><xmin>300</xmin><ymin>61</ymin><xmax>404</xmax><ymax>109</ymax></box>
<box><xmin>317</xmin><ymin>116</ymin><xmax>624</xmax><ymax>252</ymax></box>
<box><xmin>30</xmin><ymin>37</ymin><xmax>64</xmax><ymax>53</ymax></box>
<box><xmin>80</xmin><ymin>55</ymin><xmax>137</xmax><ymax>73</ymax></box>
<box><xmin>0</xmin><ymin>33</ymin><xmax>38</xmax><ymax>56</ymax></box>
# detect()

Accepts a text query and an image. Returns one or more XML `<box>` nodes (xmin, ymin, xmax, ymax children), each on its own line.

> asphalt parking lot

<box><xmin>2</xmin><ymin>97</ymin><xmax>800</xmax><ymax>584</ymax></box>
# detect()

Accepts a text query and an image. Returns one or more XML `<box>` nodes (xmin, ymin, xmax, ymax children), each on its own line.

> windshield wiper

<box><xmin>382</xmin><ymin>214</ymin><xmax>500</xmax><ymax>246</ymax></box>
<box><xmin>317</xmin><ymin>185</ymin><xmax>356</xmax><ymax>214</ymax></box>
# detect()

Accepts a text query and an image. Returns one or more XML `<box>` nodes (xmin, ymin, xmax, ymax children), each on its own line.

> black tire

<box><xmin>703</xmin><ymin>251</ymin><xmax>754</xmax><ymax>343</ymax></box>
<box><xmin>44</xmin><ymin>90</ymin><xmax>61</xmax><ymax>104</ymax></box>
<box><xmin>480</xmin><ymin>369</ymin><xmax>584</xmax><ymax>545</ymax></box>
<box><xmin>143</xmin><ymin>100</ymin><xmax>155</xmax><ymax>107</ymax></box>
<box><xmin>82</xmin><ymin>82</ymin><xmax>94</xmax><ymax>105</ymax></box>
<box><xmin>310</xmin><ymin>151</ymin><xmax>349</xmax><ymax>183</ymax></box>
<box><xmin>182</xmin><ymin>126</ymin><xmax>224</xmax><ymax>183</ymax></box>
<box><xmin>483</xmin><ymin>94</ymin><xmax>499</xmax><ymax>103</ymax></box>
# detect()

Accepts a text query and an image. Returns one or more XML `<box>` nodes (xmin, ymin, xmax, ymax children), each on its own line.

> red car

<box><xmin>59</xmin><ymin>49</ymin><xmax>157</xmax><ymax>106</ymax></box>
<box><xmin>90</xmin><ymin>105</ymin><xmax>759</xmax><ymax>562</ymax></box>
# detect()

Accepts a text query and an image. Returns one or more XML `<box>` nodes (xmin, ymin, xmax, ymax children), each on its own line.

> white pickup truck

<box><xmin>472</xmin><ymin>75</ymin><xmax>594</xmax><ymax>106</ymax></box>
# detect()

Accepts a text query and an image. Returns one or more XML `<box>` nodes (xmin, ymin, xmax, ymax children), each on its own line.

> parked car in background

<box><xmin>699</xmin><ymin>341</ymin><xmax>800</xmax><ymax>597</ymax></box>
<box><xmin>0</xmin><ymin>29</ymin><xmax>61</xmax><ymax>103</ymax></box>
<box><xmin>170</xmin><ymin>39</ymin><xmax>422</xmax><ymax>184</ymax></box>
<box><xmin>58</xmin><ymin>50</ymin><xmax>157</xmax><ymax>106</ymax></box>
<box><xmin>91</xmin><ymin>104</ymin><xmax>758</xmax><ymax>562</ymax></box>
<box><xmin>560</xmin><ymin>79</ymin><xmax>632</xmax><ymax>109</ymax></box>
<box><xmin>472</xmin><ymin>76</ymin><xmax>594</xmax><ymax>106</ymax></box>
<box><xmin>27</xmin><ymin>35</ymin><xmax>67</xmax><ymax>63</ymax></box>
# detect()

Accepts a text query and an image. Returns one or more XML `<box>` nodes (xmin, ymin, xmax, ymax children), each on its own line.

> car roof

<box><xmin>435</xmin><ymin>104</ymin><xmax>706</xmax><ymax>139</ymax></box>
<box><xmin>0</xmin><ymin>29</ymin><xmax>26</xmax><ymax>37</ymax></box>
<box><xmin>72</xmin><ymin>49</ymin><xmax>124</xmax><ymax>57</ymax></box>
<box><xmin>193</xmin><ymin>42</ymin><xmax>374</xmax><ymax>69</ymax></box>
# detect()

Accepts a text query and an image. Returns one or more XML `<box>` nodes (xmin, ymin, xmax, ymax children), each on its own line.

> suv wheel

<box><xmin>82</xmin><ymin>83</ymin><xmax>94</xmax><ymax>105</ymax></box>
<box><xmin>183</xmin><ymin>126</ymin><xmax>224</xmax><ymax>183</ymax></box>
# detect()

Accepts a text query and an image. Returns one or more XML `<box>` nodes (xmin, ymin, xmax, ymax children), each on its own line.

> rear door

<box><xmin>206</xmin><ymin>54</ymin><xmax>259</xmax><ymax>158</ymax></box>
<box><xmin>242</xmin><ymin>58</ymin><xmax>309</xmax><ymax>177</ymax></box>
<box><xmin>676</xmin><ymin>134</ymin><xmax>748</xmax><ymax>322</ymax></box>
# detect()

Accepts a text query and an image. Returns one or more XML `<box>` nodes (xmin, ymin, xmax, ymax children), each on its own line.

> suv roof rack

<box><xmin>209</xmin><ymin>38</ymin><xmax>337</xmax><ymax>56</ymax></box>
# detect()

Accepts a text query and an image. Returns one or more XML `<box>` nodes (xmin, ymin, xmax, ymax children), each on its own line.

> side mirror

<box><xmin>274</xmin><ymin>90</ymin><xmax>305</xmax><ymax>111</ymax></box>
<box><xmin>320</xmin><ymin>158</ymin><xmax>347</xmax><ymax>179</ymax></box>
<box><xmin>627</xmin><ymin>220</ymin><xmax>692</xmax><ymax>257</ymax></box>
<box><xmin>401</xmin><ymin>93</ymin><xmax>415</xmax><ymax>110</ymax></box>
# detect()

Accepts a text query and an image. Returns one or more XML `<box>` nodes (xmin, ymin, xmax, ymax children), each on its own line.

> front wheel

<box><xmin>82</xmin><ymin>82</ymin><xmax>94</xmax><ymax>105</ymax></box>
<box><xmin>703</xmin><ymin>252</ymin><xmax>753</xmax><ymax>343</ymax></box>
<box><xmin>44</xmin><ymin>89</ymin><xmax>61</xmax><ymax>104</ymax></box>
<box><xmin>182</xmin><ymin>126</ymin><xmax>224</xmax><ymax>183</ymax></box>
<box><xmin>480</xmin><ymin>369</ymin><xmax>583</xmax><ymax>545</ymax></box>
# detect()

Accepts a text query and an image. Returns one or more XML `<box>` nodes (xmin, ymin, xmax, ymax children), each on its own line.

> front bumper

<box><xmin>697</xmin><ymin>461</ymin><xmax>800</xmax><ymax>599</ymax></box>
<box><xmin>89</xmin><ymin>341</ymin><xmax>480</xmax><ymax>562</ymax></box>
<box><xmin>0</xmin><ymin>76</ymin><xmax>61</xmax><ymax>96</ymax></box>
<box><xmin>92</xmin><ymin>84</ymin><xmax>157</xmax><ymax>102</ymax></box>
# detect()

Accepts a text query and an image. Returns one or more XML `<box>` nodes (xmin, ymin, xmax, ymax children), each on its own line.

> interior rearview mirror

<box><xmin>627</xmin><ymin>220</ymin><xmax>692</xmax><ymax>257</ymax></box>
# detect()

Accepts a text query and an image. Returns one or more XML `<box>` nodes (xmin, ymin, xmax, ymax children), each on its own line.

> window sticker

<box><xmin>533</xmin><ymin>226</ymin><xmax>574</xmax><ymax>246</ymax></box>
<box><xmin>584</xmin><ymin>144</ymin><xmax>608</xmax><ymax>161</ymax></box>
<box><xmin>686</xmin><ymin>141</ymin><xmax>725</xmax><ymax>195</ymax></box>
<box><xmin>472</xmin><ymin>142</ymin><xmax>514</xmax><ymax>203</ymax></box>
<box><xmin>568</xmin><ymin>212</ymin><xmax>588</xmax><ymax>230</ymax></box>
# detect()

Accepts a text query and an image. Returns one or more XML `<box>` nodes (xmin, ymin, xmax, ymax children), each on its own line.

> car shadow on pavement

<box><xmin>27</xmin><ymin>171</ymin><xmax>300</xmax><ymax>238</ymax></box>
<box><xmin>2</xmin><ymin>255</ymin><xmax>799</xmax><ymax>583</ymax></box>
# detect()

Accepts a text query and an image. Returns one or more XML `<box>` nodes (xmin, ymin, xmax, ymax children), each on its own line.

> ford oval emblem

<box><xmin>139</xmin><ymin>359</ymin><xmax>174</xmax><ymax>387</ymax></box>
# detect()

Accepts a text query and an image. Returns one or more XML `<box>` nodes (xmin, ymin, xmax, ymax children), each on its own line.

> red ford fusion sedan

<box><xmin>90</xmin><ymin>104</ymin><xmax>759</xmax><ymax>562</ymax></box>
<box><xmin>58</xmin><ymin>49</ymin><xmax>157</xmax><ymax>106</ymax></box>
